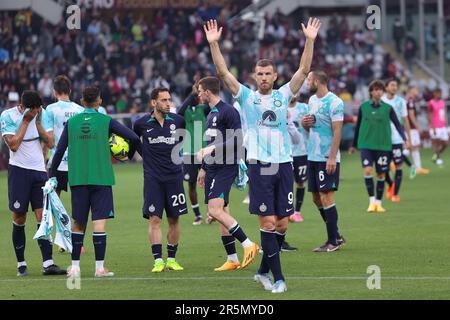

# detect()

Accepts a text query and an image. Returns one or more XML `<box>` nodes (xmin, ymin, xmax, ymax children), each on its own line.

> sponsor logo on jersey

<box><xmin>148</xmin><ymin>136</ymin><xmax>176</xmax><ymax>144</ymax></box>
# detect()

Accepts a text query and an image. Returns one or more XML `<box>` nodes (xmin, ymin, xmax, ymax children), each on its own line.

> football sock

<box><xmin>12</xmin><ymin>222</ymin><xmax>26</xmax><ymax>263</ymax></box>
<box><xmin>275</xmin><ymin>231</ymin><xmax>286</xmax><ymax>250</ymax></box>
<box><xmin>394</xmin><ymin>169</ymin><xmax>403</xmax><ymax>195</ymax></box>
<box><xmin>385</xmin><ymin>172</ymin><xmax>393</xmax><ymax>186</ymax></box>
<box><xmin>229</xmin><ymin>223</ymin><xmax>251</xmax><ymax>247</ymax></box>
<box><xmin>318</xmin><ymin>207</ymin><xmax>327</xmax><ymax>222</ymax></box>
<box><xmin>71</xmin><ymin>232</ymin><xmax>85</xmax><ymax>262</ymax></box>
<box><xmin>364</xmin><ymin>176</ymin><xmax>375</xmax><ymax>197</ymax></box>
<box><xmin>412</xmin><ymin>149</ymin><xmax>422</xmax><ymax>169</ymax></box>
<box><xmin>151</xmin><ymin>244</ymin><xmax>163</xmax><ymax>260</ymax></box>
<box><xmin>324</xmin><ymin>205</ymin><xmax>338</xmax><ymax>246</ymax></box>
<box><xmin>376</xmin><ymin>178</ymin><xmax>385</xmax><ymax>201</ymax></box>
<box><xmin>192</xmin><ymin>204</ymin><xmax>201</xmax><ymax>218</ymax></box>
<box><xmin>221</xmin><ymin>235</ymin><xmax>237</xmax><ymax>261</ymax></box>
<box><xmin>295</xmin><ymin>187</ymin><xmax>305</xmax><ymax>212</ymax></box>
<box><xmin>403</xmin><ymin>155</ymin><xmax>412</xmax><ymax>167</ymax></box>
<box><xmin>93</xmin><ymin>232</ymin><xmax>107</xmax><ymax>264</ymax></box>
<box><xmin>167</xmin><ymin>243</ymin><xmax>178</xmax><ymax>259</ymax></box>
<box><xmin>260</xmin><ymin>229</ymin><xmax>284</xmax><ymax>282</ymax></box>
<box><xmin>37</xmin><ymin>224</ymin><xmax>53</xmax><ymax>266</ymax></box>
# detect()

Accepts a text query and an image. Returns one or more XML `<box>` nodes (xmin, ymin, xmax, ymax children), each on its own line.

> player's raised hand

<box><xmin>203</xmin><ymin>19</ymin><xmax>223</xmax><ymax>43</ymax></box>
<box><xmin>301</xmin><ymin>17</ymin><xmax>321</xmax><ymax>40</ymax></box>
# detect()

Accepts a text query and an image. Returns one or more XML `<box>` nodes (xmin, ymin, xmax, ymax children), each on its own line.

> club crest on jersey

<box><xmin>212</xmin><ymin>116</ymin><xmax>217</xmax><ymax>127</ymax></box>
<box><xmin>170</xmin><ymin>124</ymin><xmax>176</xmax><ymax>131</ymax></box>
<box><xmin>259</xmin><ymin>203</ymin><xmax>267</xmax><ymax>212</ymax></box>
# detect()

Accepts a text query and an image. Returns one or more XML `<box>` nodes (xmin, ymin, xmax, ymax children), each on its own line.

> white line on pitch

<box><xmin>1</xmin><ymin>276</ymin><xmax>450</xmax><ymax>282</ymax></box>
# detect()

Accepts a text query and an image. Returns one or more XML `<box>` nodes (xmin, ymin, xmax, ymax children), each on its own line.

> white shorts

<box><xmin>410</xmin><ymin>129</ymin><xmax>421</xmax><ymax>147</ymax></box>
<box><xmin>430</xmin><ymin>127</ymin><xmax>449</xmax><ymax>141</ymax></box>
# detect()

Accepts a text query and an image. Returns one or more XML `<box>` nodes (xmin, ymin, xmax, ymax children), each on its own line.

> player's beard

<box><xmin>308</xmin><ymin>85</ymin><xmax>318</xmax><ymax>94</ymax></box>
<box><xmin>156</xmin><ymin>104</ymin><xmax>170</xmax><ymax>115</ymax></box>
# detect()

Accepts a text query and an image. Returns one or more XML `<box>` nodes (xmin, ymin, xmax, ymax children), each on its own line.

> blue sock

<box><xmin>12</xmin><ymin>222</ymin><xmax>26</xmax><ymax>263</ymax></box>
<box><xmin>275</xmin><ymin>231</ymin><xmax>285</xmax><ymax>250</ymax></box>
<box><xmin>167</xmin><ymin>244</ymin><xmax>178</xmax><ymax>259</ymax></box>
<box><xmin>229</xmin><ymin>223</ymin><xmax>248</xmax><ymax>244</ymax></box>
<box><xmin>258</xmin><ymin>255</ymin><xmax>270</xmax><ymax>275</ymax></box>
<box><xmin>319</xmin><ymin>207</ymin><xmax>342</xmax><ymax>238</ymax></box>
<box><xmin>364</xmin><ymin>176</ymin><xmax>375</xmax><ymax>197</ymax></box>
<box><xmin>394</xmin><ymin>169</ymin><xmax>403</xmax><ymax>195</ymax></box>
<box><xmin>221</xmin><ymin>236</ymin><xmax>236</xmax><ymax>256</ymax></box>
<box><xmin>318</xmin><ymin>207</ymin><xmax>327</xmax><ymax>222</ymax></box>
<box><xmin>37</xmin><ymin>224</ymin><xmax>53</xmax><ymax>263</ymax></box>
<box><xmin>71</xmin><ymin>232</ymin><xmax>84</xmax><ymax>261</ymax></box>
<box><xmin>376</xmin><ymin>178</ymin><xmax>385</xmax><ymax>200</ymax></box>
<box><xmin>295</xmin><ymin>187</ymin><xmax>305</xmax><ymax>212</ymax></box>
<box><xmin>151</xmin><ymin>244</ymin><xmax>162</xmax><ymax>260</ymax></box>
<box><xmin>93</xmin><ymin>232</ymin><xmax>107</xmax><ymax>261</ymax></box>
<box><xmin>260</xmin><ymin>229</ymin><xmax>284</xmax><ymax>282</ymax></box>
<box><xmin>324</xmin><ymin>205</ymin><xmax>339</xmax><ymax>246</ymax></box>
<box><xmin>192</xmin><ymin>205</ymin><xmax>201</xmax><ymax>218</ymax></box>
<box><xmin>385</xmin><ymin>172</ymin><xmax>393</xmax><ymax>187</ymax></box>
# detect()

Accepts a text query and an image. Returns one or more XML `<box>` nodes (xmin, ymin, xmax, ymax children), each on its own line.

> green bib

<box><xmin>183</xmin><ymin>104</ymin><xmax>207</xmax><ymax>154</ymax></box>
<box><xmin>67</xmin><ymin>109</ymin><xmax>114</xmax><ymax>186</ymax></box>
<box><xmin>357</xmin><ymin>100</ymin><xmax>393</xmax><ymax>151</ymax></box>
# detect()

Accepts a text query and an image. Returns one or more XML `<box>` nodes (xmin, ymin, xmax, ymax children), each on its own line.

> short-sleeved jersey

<box><xmin>0</xmin><ymin>106</ymin><xmax>52</xmax><ymax>171</ymax></box>
<box><xmin>428</xmin><ymin>99</ymin><xmax>447</xmax><ymax>128</ymax></box>
<box><xmin>234</xmin><ymin>83</ymin><xmax>294</xmax><ymax>163</ymax></box>
<box><xmin>233</xmin><ymin>101</ymin><xmax>248</xmax><ymax>149</ymax></box>
<box><xmin>307</xmin><ymin>92</ymin><xmax>344</xmax><ymax>163</ymax></box>
<box><xmin>289</xmin><ymin>102</ymin><xmax>308</xmax><ymax>156</ymax></box>
<box><xmin>133</xmin><ymin>112</ymin><xmax>185</xmax><ymax>181</ymax></box>
<box><xmin>46</xmin><ymin>100</ymin><xmax>84</xmax><ymax>171</ymax></box>
<box><xmin>204</xmin><ymin>100</ymin><xmax>241</xmax><ymax>168</ymax></box>
<box><xmin>382</xmin><ymin>94</ymin><xmax>407</xmax><ymax>144</ymax></box>
<box><xmin>98</xmin><ymin>106</ymin><xmax>107</xmax><ymax>115</ymax></box>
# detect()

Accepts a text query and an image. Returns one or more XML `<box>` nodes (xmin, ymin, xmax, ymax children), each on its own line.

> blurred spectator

<box><xmin>392</xmin><ymin>18</ymin><xmax>405</xmax><ymax>54</ymax></box>
<box><xmin>404</xmin><ymin>33</ymin><xmax>417</xmax><ymax>71</ymax></box>
<box><xmin>0</xmin><ymin>7</ymin><xmax>414</xmax><ymax>115</ymax></box>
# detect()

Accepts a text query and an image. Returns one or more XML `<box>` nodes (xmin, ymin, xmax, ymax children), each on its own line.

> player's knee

<box><xmin>167</xmin><ymin>217</ymin><xmax>179</xmax><ymax>226</ymax></box>
<box><xmin>320</xmin><ymin>192</ymin><xmax>334</xmax><ymax>207</ymax></box>
<box><xmin>276</xmin><ymin>224</ymin><xmax>288</xmax><ymax>234</ymax></box>
<box><xmin>363</xmin><ymin>167</ymin><xmax>373</xmax><ymax>176</ymax></box>
<box><xmin>312</xmin><ymin>193</ymin><xmax>322</xmax><ymax>207</ymax></box>
<box><xmin>260</xmin><ymin>218</ymin><xmax>276</xmax><ymax>231</ymax></box>
<box><xmin>13</xmin><ymin>214</ymin><xmax>26</xmax><ymax>225</ymax></box>
<box><xmin>150</xmin><ymin>217</ymin><xmax>162</xmax><ymax>228</ymax></box>
<box><xmin>208</xmin><ymin>202</ymin><xmax>223</xmax><ymax>219</ymax></box>
<box><xmin>72</xmin><ymin>222</ymin><xmax>86</xmax><ymax>233</ymax></box>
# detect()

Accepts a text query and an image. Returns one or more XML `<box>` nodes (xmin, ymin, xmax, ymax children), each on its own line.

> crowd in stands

<box><xmin>0</xmin><ymin>4</ymin><xmax>442</xmax><ymax>116</ymax></box>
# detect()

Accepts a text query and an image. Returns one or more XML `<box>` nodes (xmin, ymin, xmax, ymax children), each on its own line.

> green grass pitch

<box><xmin>0</xmin><ymin>149</ymin><xmax>449</xmax><ymax>300</ymax></box>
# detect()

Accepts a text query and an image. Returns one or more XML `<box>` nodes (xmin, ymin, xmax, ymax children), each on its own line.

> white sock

<box><xmin>72</xmin><ymin>260</ymin><xmax>80</xmax><ymax>268</ymax></box>
<box><xmin>242</xmin><ymin>238</ymin><xmax>253</xmax><ymax>248</ymax></box>
<box><xmin>95</xmin><ymin>260</ymin><xmax>104</xmax><ymax>270</ymax></box>
<box><xmin>17</xmin><ymin>261</ymin><xmax>27</xmax><ymax>268</ymax></box>
<box><xmin>43</xmin><ymin>259</ymin><xmax>54</xmax><ymax>268</ymax></box>
<box><xmin>227</xmin><ymin>254</ymin><xmax>239</xmax><ymax>262</ymax></box>
<box><xmin>412</xmin><ymin>150</ymin><xmax>422</xmax><ymax>169</ymax></box>
<box><xmin>370</xmin><ymin>196</ymin><xmax>376</xmax><ymax>204</ymax></box>
<box><xmin>375</xmin><ymin>199</ymin><xmax>382</xmax><ymax>206</ymax></box>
